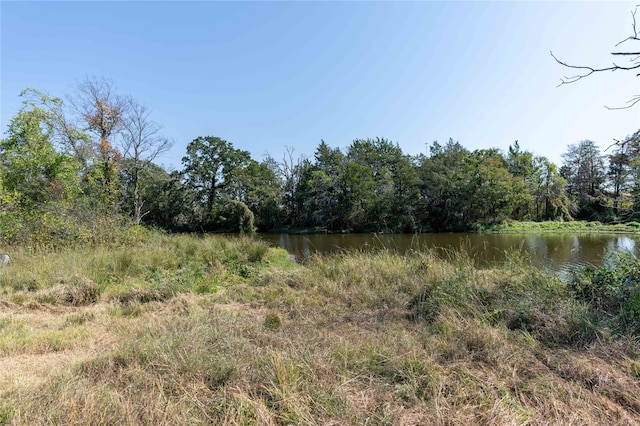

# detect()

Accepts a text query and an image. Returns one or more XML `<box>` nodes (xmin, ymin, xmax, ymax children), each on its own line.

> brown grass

<box><xmin>0</xmin><ymin>236</ymin><xmax>639</xmax><ymax>425</ymax></box>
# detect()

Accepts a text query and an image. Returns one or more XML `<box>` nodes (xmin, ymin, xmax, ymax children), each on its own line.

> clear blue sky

<box><xmin>1</xmin><ymin>1</ymin><xmax>639</xmax><ymax>170</ymax></box>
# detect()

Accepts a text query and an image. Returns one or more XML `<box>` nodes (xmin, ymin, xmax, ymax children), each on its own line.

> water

<box><xmin>258</xmin><ymin>232</ymin><xmax>640</xmax><ymax>274</ymax></box>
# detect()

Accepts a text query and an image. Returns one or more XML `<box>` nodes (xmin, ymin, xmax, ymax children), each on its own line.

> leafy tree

<box><xmin>340</xmin><ymin>160</ymin><xmax>375</xmax><ymax>231</ymax></box>
<box><xmin>181</xmin><ymin>136</ymin><xmax>251</xmax><ymax>229</ymax></box>
<box><xmin>531</xmin><ymin>156</ymin><xmax>571</xmax><ymax>221</ymax></box>
<box><xmin>136</xmin><ymin>167</ymin><xmax>193</xmax><ymax>231</ymax></box>
<box><xmin>419</xmin><ymin>140</ymin><xmax>476</xmax><ymax>231</ymax></box>
<box><xmin>19</xmin><ymin>88</ymin><xmax>93</xmax><ymax>168</ymax></box>
<box><xmin>561</xmin><ymin>140</ymin><xmax>609</xmax><ymax>220</ymax></box>
<box><xmin>228</xmin><ymin>159</ymin><xmax>283</xmax><ymax>231</ymax></box>
<box><xmin>343</xmin><ymin>138</ymin><xmax>419</xmax><ymax>231</ymax></box>
<box><xmin>506</xmin><ymin>142</ymin><xmax>541</xmax><ymax>220</ymax></box>
<box><xmin>307</xmin><ymin>140</ymin><xmax>345</xmax><ymax>229</ymax></box>
<box><xmin>472</xmin><ymin>149</ymin><xmax>520</xmax><ymax>223</ymax></box>
<box><xmin>1</xmin><ymin>106</ymin><xmax>80</xmax><ymax>209</ymax></box>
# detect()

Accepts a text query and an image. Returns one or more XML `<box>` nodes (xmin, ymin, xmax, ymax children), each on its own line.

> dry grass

<box><xmin>0</xmin><ymin>235</ymin><xmax>639</xmax><ymax>425</ymax></box>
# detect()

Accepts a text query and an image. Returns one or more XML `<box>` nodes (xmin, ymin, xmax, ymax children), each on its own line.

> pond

<box><xmin>258</xmin><ymin>232</ymin><xmax>640</xmax><ymax>275</ymax></box>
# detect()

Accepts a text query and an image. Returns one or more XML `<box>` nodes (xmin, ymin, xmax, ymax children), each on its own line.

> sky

<box><xmin>1</xmin><ymin>1</ymin><xmax>639</xmax><ymax>171</ymax></box>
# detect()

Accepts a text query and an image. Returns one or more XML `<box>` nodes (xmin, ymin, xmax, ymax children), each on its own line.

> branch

<box><xmin>617</xmin><ymin>7</ymin><xmax>640</xmax><ymax>46</ymax></box>
<box><xmin>605</xmin><ymin>94</ymin><xmax>640</xmax><ymax>110</ymax></box>
<box><xmin>551</xmin><ymin>51</ymin><xmax>640</xmax><ymax>86</ymax></box>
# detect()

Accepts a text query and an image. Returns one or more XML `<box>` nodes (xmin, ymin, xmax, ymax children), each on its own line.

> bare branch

<box><xmin>551</xmin><ymin>51</ymin><xmax>640</xmax><ymax>85</ymax></box>
<box><xmin>617</xmin><ymin>7</ymin><xmax>639</xmax><ymax>46</ymax></box>
<box><xmin>120</xmin><ymin>97</ymin><xmax>173</xmax><ymax>224</ymax></box>
<box><xmin>605</xmin><ymin>95</ymin><xmax>640</xmax><ymax>110</ymax></box>
<box><xmin>552</xmin><ymin>6</ymin><xmax>640</xmax><ymax>108</ymax></box>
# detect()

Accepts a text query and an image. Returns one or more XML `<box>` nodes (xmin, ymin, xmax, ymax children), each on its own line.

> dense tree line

<box><xmin>2</xmin><ymin>80</ymin><xmax>640</xmax><ymax>246</ymax></box>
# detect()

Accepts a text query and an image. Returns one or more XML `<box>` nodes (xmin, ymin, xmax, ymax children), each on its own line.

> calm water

<box><xmin>258</xmin><ymin>232</ymin><xmax>640</xmax><ymax>274</ymax></box>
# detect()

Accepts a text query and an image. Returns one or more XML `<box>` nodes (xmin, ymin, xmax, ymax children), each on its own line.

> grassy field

<box><xmin>0</xmin><ymin>233</ymin><xmax>639</xmax><ymax>425</ymax></box>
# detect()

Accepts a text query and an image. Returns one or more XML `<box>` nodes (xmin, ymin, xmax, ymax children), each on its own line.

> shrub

<box><xmin>568</xmin><ymin>253</ymin><xmax>640</xmax><ymax>336</ymax></box>
<box><xmin>264</xmin><ymin>312</ymin><xmax>282</xmax><ymax>330</ymax></box>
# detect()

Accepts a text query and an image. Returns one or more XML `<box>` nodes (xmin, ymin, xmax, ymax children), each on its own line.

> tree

<box><xmin>1</xmin><ymin>105</ymin><xmax>80</xmax><ymax>209</ymax></box>
<box><xmin>531</xmin><ymin>157</ymin><xmax>571</xmax><ymax>221</ymax></box>
<box><xmin>419</xmin><ymin>140</ymin><xmax>476</xmax><ymax>231</ymax></box>
<box><xmin>71</xmin><ymin>77</ymin><xmax>128</xmax><ymax>209</ymax></box>
<box><xmin>551</xmin><ymin>6</ymin><xmax>640</xmax><ymax>109</ymax></box>
<box><xmin>120</xmin><ymin>98</ymin><xmax>172</xmax><ymax>224</ymax></box>
<box><xmin>472</xmin><ymin>149</ymin><xmax>521</xmax><ymax>224</ymax></box>
<box><xmin>181</xmin><ymin>136</ymin><xmax>251</xmax><ymax>229</ymax></box>
<box><xmin>561</xmin><ymin>141</ymin><xmax>608</xmax><ymax>220</ymax></box>
<box><xmin>606</xmin><ymin>134</ymin><xmax>636</xmax><ymax>216</ymax></box>
<box><xmin>275</xmin><ymin>147</ymin><xmax>306</xmax><ymax>225</ymax></box>
<box><xmin>19</xmin><ymin>88</ymin><xmax>93</xmax><ymax>168</ymax></box>
<box><xmin>506</xmin><ymin>142</ymin><xmax>537</xmax><ymax>220</ymax></box>
<box><xmin>343</xmin><ymin>138</ymin><xmax>420</xmax><ymax>231</ymax></box>
<box><xmin>227</xmin><ymin>159</ymin><xmax>283</xmax><ymax>231</ymax></box>
<box><xmin>128</xmin><ymin>167</ymin><xmax>193</xmax><ymax>231</ymax></box>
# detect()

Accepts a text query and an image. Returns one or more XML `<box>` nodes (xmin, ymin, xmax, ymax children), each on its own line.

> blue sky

<box><xmin>1</xmin><ymin>1</ymin><xmax>639</xmax><ymax>170</ymax></box>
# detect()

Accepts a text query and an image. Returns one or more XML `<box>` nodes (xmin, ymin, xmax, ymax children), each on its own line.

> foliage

<box><xmin>216</xmin><ymin>200</ymin><xmax>255</xmax><ymax>233</ymax></box>
<box><xmin>181</xmin><ymin>136</ymin><xmax>251</xmax><ymax>229</ymax></box>
<box><xmin>568</xmin><ymin>252</ymin><xmax>640</xmax><ymax>335</ymax></box>
<box><xmin>4</xmin><ymin>82</ymin><xmax>640</xmax><ymax>237</ymax></box>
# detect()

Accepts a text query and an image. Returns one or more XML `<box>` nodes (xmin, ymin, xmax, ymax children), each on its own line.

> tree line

<box><xmin>1</xmin><ymin>78</ymin><xmax>640</xmax><ymax>246</ymax></box>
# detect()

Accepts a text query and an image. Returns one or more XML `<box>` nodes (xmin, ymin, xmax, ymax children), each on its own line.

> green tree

<box><xmin>309</xmin><ymin>140</ymin><xmax>345</xmax><ymax>229</ymax></box>
<box><xmin>419</xmin><ymin>140</ymin><xmax>476</xmax><ymax>231</ymax></box>
<box><xmin>181</xmin><ymin>136</ymin><xmax>251</xmax><ymax>229</ymax></box>
<box><xmin>532</xmin><ymin>156</ymin><xmax>572</xmax><ymax>221</ymax></box>
<box><xmin>339</xmin><ymin>160</ymin><xmax>375</xmax><ymax>231</ymax></box>
<box><xmin>506</xmin><ymin>141</ymin><xmax>537</xmax><ymax>219</ymax></box>
<box><xmin>606</xmin><ymin>131</ymin><xmax>639</xmax><ymax>218</ymax></box>
<box><xmin>472</xmin><ymin>149</ymin><xmax>519</xmax><ymax>224</ymax></box>
<box><xmin>228</xmin><ymin>159</ymin><xmax>283</xmax><ymax>231</ymax></box>
<box><xmin>20</xmin><ymin>88</ymin><xmax>93</xmax><ymax>169</ymax></box>
<box><xmin>561</xmin><ymin>140</ymin><xmax>608</xmax><ymax>220</ymax></box>
<box><xmin>344</xmin><ymin>138</ymin><xmax>419</xmax><ymax>231</ymax></box>
<box><xmin>1</xmin><ymin>106</ymin><xmax>80</xmax><ymax>209</ymax></box>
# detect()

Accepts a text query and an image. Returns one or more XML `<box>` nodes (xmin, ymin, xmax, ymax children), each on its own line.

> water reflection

<box><xmin>258</xmin><ymin>233</ymin><xmax>640</xmax><ymax>274</ymax></box>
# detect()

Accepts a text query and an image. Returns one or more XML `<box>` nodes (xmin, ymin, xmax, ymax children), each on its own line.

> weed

<box><xmin>264</xmin><ymin>313</ymin><xmax>282</xmax><ymax>331</ymax></box>
<box><xmin>0</xmin><ymin>404</ymin><xmax>13</xmax><ymax>425</ymax></box>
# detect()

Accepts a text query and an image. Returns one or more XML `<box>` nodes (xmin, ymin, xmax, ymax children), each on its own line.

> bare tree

<box><xmin>121</xmin><ymin>98</ymin><xmax>172</xmax><ymax>224</ymax></box>
<box><xmin>551</xmin><ymin>6</ymin><xmax>640</xmax><ymax>109</ymax></box>
<box><xmin>277</xmin><ymin>147</ymin><xmax>306</xmax><ymax>222</ymax></box>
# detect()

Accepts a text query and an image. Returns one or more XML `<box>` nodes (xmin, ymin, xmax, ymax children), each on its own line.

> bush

<box><xmin>216</xmin><ymin>200</ymin><xmax>255</xmax><ymax>233</ymax></box>
<box><xmin>568</xmin><ymin>253</ymin><xmax>640</xmax><ymax>336</ymax></box>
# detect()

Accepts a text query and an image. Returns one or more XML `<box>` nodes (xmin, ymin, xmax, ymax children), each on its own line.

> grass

<box><xmin>483</xmin><ymin>220</ymin><xmax>640</xmax><ymax>233</ymax></box>
<box><xmin>0</xmin><ymin>233</ymin><xmax>639</xmax><ymax>424</ymax></box>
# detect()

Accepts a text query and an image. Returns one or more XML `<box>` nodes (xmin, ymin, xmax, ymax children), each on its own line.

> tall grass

<box><xmin>1</xmin><ymin>235</ymin><xmax>640</xmax><ymax>424</ymax></box>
